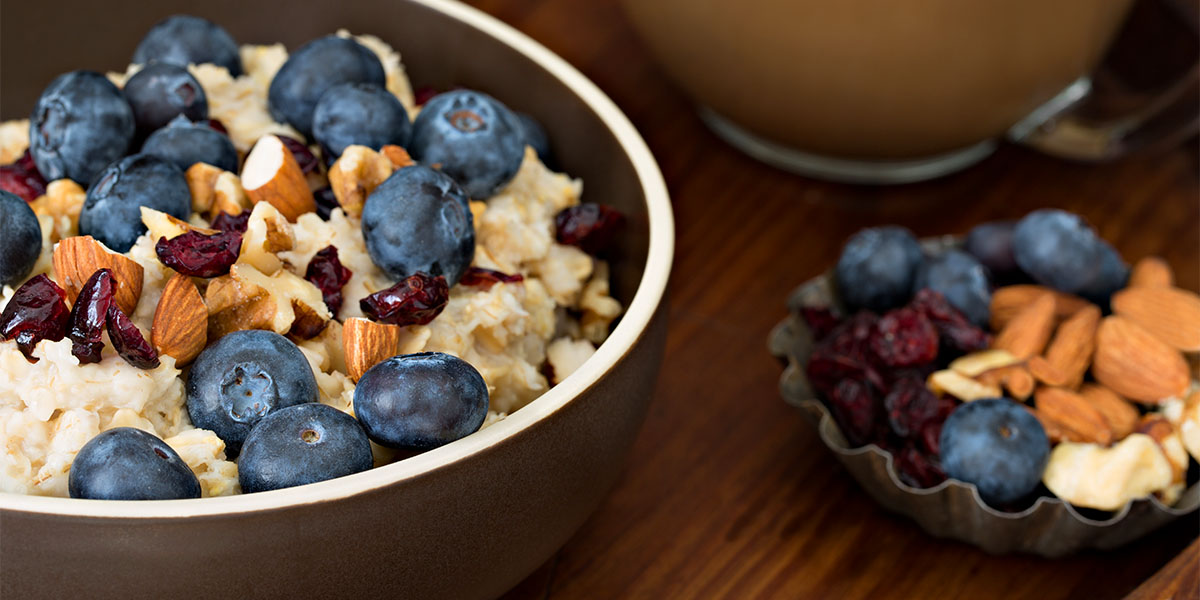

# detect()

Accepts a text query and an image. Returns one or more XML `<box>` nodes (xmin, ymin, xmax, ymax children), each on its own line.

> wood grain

<box><xmin>478</xmin><ymin>0</ymin><xmax>1200</xmax><ymax>598</ymax></box>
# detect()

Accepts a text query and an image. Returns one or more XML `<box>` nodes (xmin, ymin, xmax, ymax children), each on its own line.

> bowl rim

<box><xmin>0</xmin><ymin>0</ymin><xmax>674</xmax><ymax>519</ymax></box>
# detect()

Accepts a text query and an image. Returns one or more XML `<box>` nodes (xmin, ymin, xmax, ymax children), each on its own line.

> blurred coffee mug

<box><xmin>622</xmin><ymin>0</ymin><xmax>1199</xmax><ymax>183</ymax></box>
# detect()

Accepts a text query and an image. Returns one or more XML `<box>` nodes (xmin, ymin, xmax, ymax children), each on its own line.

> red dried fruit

<box><xmin>313</xmin><ymin>186</ymin><xmax>338</xmax><ymax>220</ymax></box>
<box><xmin>882</xmin><ymin>376</ymin><xmax>942</xmax><ymax>438</ymax></box>
<box><xmin>360</xmin><ymin>272</ymin><xmax>449</xmax><ymax>326</ymax></box>
<box><xmin>806</xmin><ymin>311</ymin><xmax>885</xmax><ymax>396</ymax></box>
<box><xmin>893</xmin><ymin>444</ymin><xmax>946</xmax><ymax>488</ymax></box>
<box><xmin>305</xmin><ymin>245</ymin><xmax>353</xmax><ymax>315</ymax></box>
<box><xmin>66</xmin><ymin>269</ymin><xmax>115</xmax><ymax>364</ymax></box>
<box><xmin>459</xmin><ymin>266</ymin><xmax>524</xmax><ymax>290</ymax></box>
<box><xmin>555</xmin><ymin>203</ymin><xmax>625</xmax><ymax>254</ymax></box>
<box><xmin>413</xmin><ymin>85</ymin><xmax>439</xmax><ymax>106</ymax></box>
<box><xmin>911</xmin><ymin>288</ymin><xmax>991</xmax><ymax>353</ymax></box>
<box><xmin>799</xmin><ymin>306</ymin><xmax>841</xmax><ymax>341</ymax></box>
<box><xmin>827</xmin><ymin>378</ymin><xmax>882</xmax><ymax>447</ymax></box>
<box><xmin>209</xmin><ymin>211</ymin><xmax>250</xmax><ymax>234</ymax></box>
<box><xmin>278</xmin><ymin>135</ymin><xmax>319</xmax><ymax>174</ymax></box>
<box><xmin>205</xmin><ymin>119</ymin><xmax>229</xmax><ymax>135</ymax></box>
<box><xmin>155</xmin><ymin>230</ymin><xmax>243</xmax><ymax>277</ymax></box>
<box><xmin>1</xmin><ymin>150</ymin><xmax>48</xmax><ymax>203</ymax></box>
<box><xmin>0</xmin><ymin>274</ymin><xmax>71</xmax><ymax>362</ymax></box>
<box><xmin>106</xmin><ymin>302</ymin><xmax>159</xmax><ymax>369</ymax></box>
<box><xmin>870</xmin><ymin>306</ymin><xmax>939</xmax><ymax>367</ymax></box>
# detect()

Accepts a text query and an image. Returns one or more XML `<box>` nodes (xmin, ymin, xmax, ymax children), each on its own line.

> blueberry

<box><xmin>409</xmin><ymin>90</ymin><xmax>525</xmax><ymax>198</ymax></box>
<box><xmin>913</xmin><ymin>249</ymin><xmax>992</xmax><ymax>326</ymax></box>
<box><xmin>122</xmin><ymin>63</ymin><xmax>208</xmax><ymax>143</ymax></box>
<box><xmin>361</xmin><ymin>165</ymin><xmax>475</xmax><ymax>284</ymax></box>
<box><xmin>834</xmin><ymin>226</ymin><xmax>924</xmax><ymax>313</ymax></box>
<box><xmin>238</xmin><ymin>403</ymin><xmax>373</xmax><ymax>493</ymax></box>
<box><xmin>353</xmin><ymin>352</ymin><xmax>489</xmax><ymax>450</ymax></box>
<box><xmin>0</xmin><ymin>191</ymin><xmax>42</xmax><ymax>288</ymax></box>
<box><xmin>312</xmin><ymin>82</ymin><xmax>411</xmax><ymax>162</ymax></box>
<box><xmin>939</xmin><ymin>398</ymin><xmax>1049</xmax><ymax>506</ymax></box>
<box><xmin>68</xmin><ymin>427</ymin><xmax>201</xmax><ymax>500</ymax></box>
<box><xmin>185</xmin><ymin>330</ymin><xmax>318</xmax><ymax>455</ymax></box>
<box><xmin>79</xmin><ymin>154</ymin><xmax>191</xmax><ymax>252</ymax></box>
<box><xmin>963</xmin><ymin>220</ymin><xmax>1022</xmax><ymax>283</ymax></box>
<box><xmin>132</xmin><ymin>15</ymin><xmax>243</xmax><ymax>77</ymax></box>
<box><xmin>268</xmin><ymin>36</ymin><xmax>385</xmax><ymax>139</ymax></box>
<box><xmin>515</xmin><ymin>111</ymin><xmax>551</xmax><ymax>162</ymax></box>
<box><xmin>1012</xmin><ymin>209</ymin><xmax>1129</xmax><ymax>302</ymax></box>
<box><xmin>28</xmin><ymin>71</ymin><xmax>134</xmax><ymax>185</ymax></box>
<box><xmin>141</xmin><ymin>115</ymin><xmax>238</xmax><ymax>172</ymax></box>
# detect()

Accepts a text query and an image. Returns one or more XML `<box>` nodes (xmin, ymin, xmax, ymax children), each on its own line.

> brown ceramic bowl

<box><xmin>0</xmin><ymin>1</ymin><xmax>674</xmax><ymax>598</ymax></box>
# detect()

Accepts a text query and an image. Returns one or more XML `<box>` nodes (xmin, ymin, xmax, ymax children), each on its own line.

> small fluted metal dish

<box><xmin>768</xmin><ymin>237</ymin><xmax>1200</xmax><ymax>557</ymax></box>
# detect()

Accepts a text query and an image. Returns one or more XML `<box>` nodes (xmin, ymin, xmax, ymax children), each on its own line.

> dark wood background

<box><xmin>472</xmin><ymin>0</ymin><xmax>1200</xmax><ymax>598</ymax></box>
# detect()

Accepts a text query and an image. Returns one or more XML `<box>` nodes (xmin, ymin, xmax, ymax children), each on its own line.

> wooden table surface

<box><xmin>473</xmin><ymin>1</ymin><xmax>1200</xmax><ymax>598</ymax></box>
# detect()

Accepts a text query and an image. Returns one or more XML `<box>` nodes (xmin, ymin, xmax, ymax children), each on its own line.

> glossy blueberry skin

<box><xmin>132</xmin><ymin>15</ymin><xmax>243</xmax><ymax>77</ymax></box>
<box><xmin>515</xmin><ymin>111</ymin><xmax>551</xmax><ymax>162</ymax></box>
<box><xmin>0</xmin><ymin>191</ymin><xmax>43</xmax><ymax>287</ymax></box>
<box><xmin>409</xmin><ymin>90</ymin><xmax>525</xmax><ymax>198</ymax></box>
<box><xmin>28</xmin><ymin>71</ymin><xmax>134</xmax><ymax>185</ymax></box>
<box><xmin>186</xmin><ymin>330</ymin><xmax>319</xmax><ymax>456</ymax></box>
<box><xmin>268</xmin><ymin>36</ymin><xmax>385</xmax><ymax>139</ymax></box>
<box><xmin>353</xmin><ymin>352</ymin><xmax>489</xmax><ymax>450</ymax></box>
<box><xmin>913</xmin><ymin>249</ymin><xmax>992</xmax><ymax>326</ymax></box>
<box><xmin>1012</xmin><ymin>209</ymin><xmax>1129</xmax><ymax>302</ymax></box>
<box><xmin>834</xmin><ymin>226</ymin><xmax>924</xmax><ymax>313</ymax></box>
<box><xmin>68</xmin><ymin>427</ymin><xmax>201</xmax><ymax>500</ymax></box>
<box><xmin>238</xmin><ymin>403</ymin><xmax>373</xmax><ymax>493</ymax></box>
<box><xmin>963</xmin><ymin>220</ymin><xmax>1023</xmax><ymax>284</ymax></box>
<box><xmin>361</xmin><ymin>165</ymin><xmax>475</xmax><ymax>284</ymax></box>
<box><xmin>312</xmin><ymin>82</ymin><xmax>412</xmax><ymax>162</ymax></box>
<box><xmin>79</xmin><ymin>154</ymin><xmax>191</xmax><ymax>252</ymax></box>
<box><xmin>939</xmin><ymin>398</ymin><xmax>1049</xmax><ymax>507</ymax></box>
<box><xmin>142</xmin><ymin>115</ymin><xmax>238</xmax><ymax>172</ymax></box>
<box><xmin>122</xmin><ymin>62</ymin><xmax>208</xmax><ymax>143</ymax></box>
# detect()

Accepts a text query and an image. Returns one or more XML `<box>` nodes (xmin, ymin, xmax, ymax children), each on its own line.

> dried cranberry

<box><xmin>828</xmin><ymin>378</ymin><xmax>882</xmax><ymax>447</ymax></box>
<box><xmin>806</xmin><ymin>311</ymin><xmax>885</xmax><ymax>396</ymax></box>
<box><xmin>106</xmin><ymin>303</ymin><xmax>159</xmax><ymax>369</ymax></box>
<box><xmin>360</xmin><ymin>272</ymin><xmax>449</xmax><ymax>326</ymax></box>
<box><xmin>893</xmin><ymin>444</ymin><xmax>947</xmax><ymax>488</ymax></box>
<box><xmin>205</xmin><ymin>119</ymin><xmax>229</xmax><ymax>135</ymax></box>
<box><xmin>459</xmin><ymin>267</ymin><xmax>523</xmax><ymax>290</ymax></box>
<box><xmin>882</xmin><ymin>376</ymin><xmax>942</xmax><ymax>438</ymax></box>
<box><xmin>305</xmin><ymin>245</ymin><xmax>353</xmax><ymax>314</ymax></box>
<box><xmin>209</xmin><ymin>211</ymin><xmax>250</xmax><ymax>234</ymax></box>
<box><xmin>555</xmin><ymin>204</ymin><xmax>625</xmax><ymax>255</ymax></box>
<box><xmin>155</xmin><ymin>230</ymin><xmax>243</xmax><ymax>277</ymax></box>
<box><xmin>313</xmin><ymin>186</ymin><xmax>339</xmax><ymax>220</ymax></box>
<box><xmin>278</xmin><ymin>135</ymin><xmax>319</xmax><ymax>175</ymax></box>
<box><xmin>413</xmin><ymin>85</ymin><xmax>439</xmax><ymax>106</ymax></box>
<box><xmin>870</xmin><ymin>306</ymin><xmax>939</xmax><ymax>367</ymax></box>
<box><xmin>799</xmin><ymin>306</ymin><xmax>841</xmax><ymax>341</ymax></box>
<box><xmin>1</xmin><ymin>150</ymin><xmax>48</xmax><ymax>203</ymax></box>
<box><xmin>0</xmin><ymin>274</ymin><xmax>70</xmax><ymax>362</ymax></box>
<box><xmin>66</xmin><ymin>269</ymin><xmax>115</xmax><ymax>364</ymax></box>
<box><xmin>911</xmin><ymin>288</ymin><xmax>991</xmax><ymax>354</ymax></box>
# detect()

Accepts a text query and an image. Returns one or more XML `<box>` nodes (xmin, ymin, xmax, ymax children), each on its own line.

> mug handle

<box><xmin>1008</xmin><ymin>0</ymin><xmax>1199</xmax><ymax>161</ymax></box>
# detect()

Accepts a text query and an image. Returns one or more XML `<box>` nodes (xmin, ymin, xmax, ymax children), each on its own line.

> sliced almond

<box><xmin>1111</xmin><ymin>286</ymin><xmax>1200</xmax><ymax>352</ymax></box>
<box><xmin>151</xmin><ymin>273</ymin><xmax>207</xmax><ymax>366</ymax></box>
<box><xmin>1093</xmin><ymin>316</ymin><xmax>1190</xmax><ymax>404</ymax></box>
<box><xmin>140</xmin><ymin>206</ymin><xmax>216</xmax><ymax>243</ymax></box>
<box><xmin>53</xmin><ymin>235</ymin><xmax>144</xmax><ymax>316</ymax></box>
<box><xmin>1128</xmin><ymin>256</ymin><xmax>1173</xmax><ymax>288</ymax></box>
<box><xmin>989</xmin><ymin>285</ymin><xmax>1092</xmax><ymax>330</ymax></box>
<box><xmin>342</xmin><ymin>317</ymin><xmax>403</xmax><ymax>382</ymax></box>
<box><xmin>328</xmin><ymin>145</ymin><xmax>393</xmax><ymax>218</ymax></box>
<box><xmin>977</xmin><ymin>364</ymin><xmax>1035</xmax><ymax>401</ymax></box>
<box><xmin>1030</xmin><ymin>304</ymin><xmax>1100</xmax><ymax>389</ymax></box>
<box><xmin>1079</xmin><ymin>384</ymin><xmax>1139</xmax><ymax>440</ymax></box>
<box><xmin>241</xmin><ymin>134</ymin><xmax>315</xmax><ymax>222</ymax></box>
<box><xmin>1035</xmin><ymin>387</ymin><xmax>1114</xmax><ymax>445</ymax></box>
<box><xmin>992</xmin><ymin>292</ymin><xmax>1056</xmax><ymax>360</ymax></box>
<box><xmin>380</xmin><ymin>145</ymin><xmax>415</xmax><ymax>169</ymax></box>
<box><xmin>928</xmin><ymin>369</ymin><xmax>1001</xmax><ymax>402</ymax></box>
<box><xmin>948</xmin><ymin>349</ymin><xmax>1020</xmax><ymax>378</ymax></box>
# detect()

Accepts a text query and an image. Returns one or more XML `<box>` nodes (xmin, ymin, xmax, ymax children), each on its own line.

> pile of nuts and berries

<box><xmin>0</xmin><ymin>16</ymin><xmax>624</xmax><ymax>500</ymax></box>
<box><xmin>804</xmin><ymin>209</ymin><xmax>1199</xmax><ymax>511</ymax></box>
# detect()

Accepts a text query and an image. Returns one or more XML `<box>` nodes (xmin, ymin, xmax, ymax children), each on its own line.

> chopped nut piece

<box><xmin>992</xmin><ymin>292</ymin><xmax>1056</xmax><ymax>360</ymax></box>
<box><xmin>328</xmin><ymin>145</ymin><xmax>393</xmax><ymax>217</ymax></box>
<box><xmin>238</xmin><ymin>201</ymin><xmax>295</xmax><ymax>275</ymax></box>
<box><xmin>1035</xmin><ymin>387</ymin><xmax>1113</xmax><ymax>445</ymax></box>
<box><xmin>948</xmin><ymin>349</ymin><xmax>1019</xmax><ymax>378</ymax></box>
<box><xmin>1042</xmin><ymin>434</ymin><xmax>1174</xmax><ymax>511</ymax></box>
<box><xmin>1093</xmin><ymin>316</ymin><xmax>1190</xmax><ymax>404</ymax></box>
<box><xmin>1079</xmin><ymin>384</ymin><xmax>1139</xmax><ymax>441</ymax></box>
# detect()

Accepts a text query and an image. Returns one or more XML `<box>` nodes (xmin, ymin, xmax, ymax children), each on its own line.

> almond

<box><xmin>1111</xmin><ymin>286</ymin><xmax>1200</xmax><ymax>352</ymax></box>
<box><xmin>1079</xmin><ymin>384</ymin><xmax>1139</xmax><ymax>440</ymax></box>
<box><xmin>328</xmin><ymin>145</ymin><xmax>393</xmax><ymax>218</ymax></box>
<box><xmin>151</xmin><ymin>273</ymin><xmax>207</xmax><ymax>366</ymax></box>
<box><xmin>241</xmin><ymin>134</ymin><xmax>315</xmax><ymax>222</ymax></box>
<box><xmin>992</xmin><ymin>292</ymin><xmax>1056</xmax><ymax>359</ymax></box>
<box><xmin>1093</xmin><ymin>316</ymin><xmax>1190</xmax><ymax>404</ymax></box>
<box><xmin>342</xmin><ymin>317</ymin><xmax>402</xmax><ymax>382</ymax></box>
<box><xmin>1035</xmin><ymin>387</ymin><xmax>1114</xmax><ymax>445</ymax></box>
<box><xmin>976</xmin><ymin>364</ymin><xmax>1035</xmax><ymax>401</ymax></box>
<box><xmin>989</xmin><ymin>285</ymin><xmax>1092</xmax><ymax>330</ymax></box>
<box><xmin>1029</xmin><ymin>304</ymin><xmax>1100</xmax><ymax>388</ymax></box>
<box><xmin>1128</xmin><ymin>256</ymin><xmax>1173</xmax><ymax>288</ymax></box>
<box><xmin>53</xmin><ymin>235</ymin><xmax>144</xmax><ymax>316</ymax></box>
<box><xmin>380</xmin><ymin>144</ymin><xmax>415</xmax><ymax>169</ymax></box>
